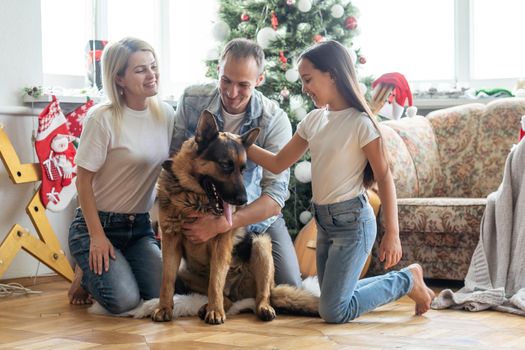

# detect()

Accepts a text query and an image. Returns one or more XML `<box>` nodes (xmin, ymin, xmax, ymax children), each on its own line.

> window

<box><xmin>352</xmin><ymin>0</ymin><xmax>455</xmax><ymax>82</ymax></box>
<box><xmin>352</xmin><ymin>0</ymin><xmax>523</xmax><ymax>91</ymax></box>
<box><xmin>41</xmin><ymin>0</ymin><xmax>93</xmax><ymax>83</ymax></box>
<box><xmin>41</xmin><ymin>0</ymin><xmax>525</xmax><ymax>97</ymax></box>
<box><xmin>471</xmin><ymin>0</ymin><xmax>525</xmax><ymax>80</ymax></box>
<box><xmin>41</xmin><ymin>0</ymin><xmax>218</xmax><ymax>98</ymax></box>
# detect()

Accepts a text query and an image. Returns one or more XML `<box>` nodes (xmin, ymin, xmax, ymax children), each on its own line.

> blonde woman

<box><xmin>68</xmin><ymin>37</ymin><xmax>175</xmax><ymax>313</ymax></box>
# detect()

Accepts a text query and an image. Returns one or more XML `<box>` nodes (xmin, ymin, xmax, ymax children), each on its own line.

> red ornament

<box><xmin>241</xmin><ymin>12</ymin><xmax>250</xmax><ymax>21</ymax></box>
<box><xmin>271</xmin><ymin>11</ymin><xmax>279</xmax><ymax>30</ymax></box>
<box><xmin>279</xmin><ymin>51</ymin><xmax>288</xmax><ymax>64</ymax></box>
<box><xmin>345</xmin><ymin>16</ymin><xmax>358</xmax><ymax>30</ymax></box>
<box><xmin>313</xmin><ymin>34</ymin><xmax>324</xmax><ymax>43</ymax></box>
<box><xmin>359</xmin><ymin>56</ymin><xmax>366</xmax><ymax>64</ymax></box>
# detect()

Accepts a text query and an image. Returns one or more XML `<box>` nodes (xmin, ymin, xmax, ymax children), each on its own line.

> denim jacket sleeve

<box><xmin>170</xmin><ymin>92</ymin><xmax>191</xmax><ymax>156</ymax></box>
<box><xmin>257</xmin><ymin>103</ymin><xmax>292</xmax><ymax>209</ymax></box>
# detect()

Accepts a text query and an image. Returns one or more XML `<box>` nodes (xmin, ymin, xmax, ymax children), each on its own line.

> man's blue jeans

<box><xmin>69</xmin><ymin>208</ymin><xmax>162</xmax><ymax>314</ymax></box>
<box><xmin>313</xmin><ymin>194</ymin><xmax>413</xmax><ymax>323</ymax></box>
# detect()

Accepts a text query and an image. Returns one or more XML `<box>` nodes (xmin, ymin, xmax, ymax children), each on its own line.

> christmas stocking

<box><xmin>36</xmin><ymin>96</ymin><xmax>77</xmax><ymax>212</ymax></box>
<box><xmin>65</xmin><ymin>98</ymin><xmax>94</xmax><ymax>147</ymax></box>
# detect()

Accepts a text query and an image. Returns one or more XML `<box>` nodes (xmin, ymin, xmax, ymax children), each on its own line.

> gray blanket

<box><xmin>432</xmin><ymin>139</ymin><xmax>525</xmax><ymax>316</ymax></box>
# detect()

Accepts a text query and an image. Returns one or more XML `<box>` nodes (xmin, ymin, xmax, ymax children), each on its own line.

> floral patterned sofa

<box><xmin>368</xmin><ymin>98</ymin><xmax>525</xmax><ymax>280</ymax></box>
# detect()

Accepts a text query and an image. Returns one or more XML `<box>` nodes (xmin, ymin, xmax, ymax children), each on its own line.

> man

<box><xmin>171</xmin><ymin>38</ymin><xmax>302</xmax><ymax>287</ymax></box>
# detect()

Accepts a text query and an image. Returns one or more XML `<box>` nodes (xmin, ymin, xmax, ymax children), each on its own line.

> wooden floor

<box><xmin>1</xmin><ymin>278</ymin><xmax>524</xmax><ymax>349</ymax></box>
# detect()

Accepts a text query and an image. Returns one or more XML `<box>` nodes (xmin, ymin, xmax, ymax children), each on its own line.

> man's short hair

<box><xmin>220</xmin><ymin>38</ymin><xmax>265</xmax><ymax>75</ymax></box>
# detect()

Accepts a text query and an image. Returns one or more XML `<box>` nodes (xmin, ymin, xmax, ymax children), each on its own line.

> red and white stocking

<box><xmin>66</xmin><ymin>98</ymin><xmax>94</xmax><ymax>140</ymax></box>
<box><xmin>35</xmin><ymin>96</ymin><xmax>77</xmax><ymax>212</ymax></box>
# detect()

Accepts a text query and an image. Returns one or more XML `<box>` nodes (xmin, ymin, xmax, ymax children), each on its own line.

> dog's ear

<box><xmin>161</xmin><ymin>159</ymin><xmax>173</xmax><ymax>172</ymax></box>
<box><xmin>195</xmin><ymin>110</ymin><xmax>219</xmax><ymax>153</ymax></box>
<box><xmin>240</xmin><ymin>127</ymin><xmax>260</xmax><ymax>148</ymax></box>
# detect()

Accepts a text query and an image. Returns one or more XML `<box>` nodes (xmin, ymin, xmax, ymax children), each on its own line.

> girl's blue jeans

<box><xmin>313</xmin><ymin>193</ymin><xmax>414</xmax><ymax>323</ymax></box>
<box><xmin>68</xmin><ymin>208</ymin><xmax>162</xmax><ymax>314</ymax></box>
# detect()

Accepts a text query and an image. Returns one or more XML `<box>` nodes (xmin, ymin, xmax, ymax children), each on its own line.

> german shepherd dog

<box><xmin>152</xmin><ymin>111</ymin><xmax>318</xmax><ymax>324</ymax></box>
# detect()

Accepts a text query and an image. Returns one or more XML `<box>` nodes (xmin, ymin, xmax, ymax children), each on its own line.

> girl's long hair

<box><xmin>97</xmin><ymin>37</ymin><xmax>163</xmax><ymax>132</ymax></box>
<box><xmin>299</xmin><ymin>40</ymin><xmax>385</xmax><ymax>188</ymax></box>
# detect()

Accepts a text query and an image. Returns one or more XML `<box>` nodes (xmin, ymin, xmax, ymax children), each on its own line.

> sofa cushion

<box><xmin>427</xmin><ymin>104</ymin><xmax>485</xmax><ymax>197</ymax></box>
<box><xmin>383</xmin><ymin>116</ymin><xmax>444</xmax><ymax>197</ymax></box>
<box><xmin>473</xmin><ymin>98</ymin><xmax>525</xmax><ymax>197</ymax></box>
<box><xmin>379</xmin><ymin>124</ymin><xmax>418</xmax><ymax>198</ymax></box>
<box><xmin>370</xmin><ymin>197</ymin><xmax>486</xmax><ymax>280</ymax></box>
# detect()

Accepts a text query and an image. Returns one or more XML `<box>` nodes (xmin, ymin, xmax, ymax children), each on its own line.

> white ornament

<box><xmin>293</xmin><ymin>107</ymin><xmax>308</xmax><ymax>121</ymax></box>
<box><xmin>285</xmin><ymin>69</ymin><xmax>299</xmax><ymax>83</ymax></box>
<box><xmin>212</xmin><ymin>21</ymin><xmax>231</xmax><ymax>41</ymax></box>
<box><xmin>405</xmin><ymin>106</ymin><xmax>418</xmax><ymax>118</ymax></box>
<box><xmin>294</xmin><ymin>161</ymin><xmax>312</xmax><ymax>183</ymax></box>
<box><xmin>358</xmin><ymin>82</ymin><xmax>367</xmax><ymax>95</ymax></box>
<box><xmin>299</xmin><ymin>211</ymin><xmax>312</xmax><ymax>224</ymax></box>
<box><xmin>206</xmin><ymin>47</ymin><xmax>220</xmax><ymax>60</ymax></box>
<box><xmin>290</xmin><ymin>95</ymin><xmax>304</xmax><ymax>110</ymax></box>
<box><xmin>256</xmin><ymin>27</ymin><xmax>278</xmax><ymax>49</ymax></box>
<box><xmin>297</xmin><ymin>0</ymin><xmax>312</xmax><ymax>12</ymax></box>
<box><xmin>330</xmin><ymin>4</ymin><xmax>345</xmax><ymax>18</ymax></box>
<box><xmin>297</xmin><ymin>22</ymin><xmax>311</xmax><ymax>32</ymax></box>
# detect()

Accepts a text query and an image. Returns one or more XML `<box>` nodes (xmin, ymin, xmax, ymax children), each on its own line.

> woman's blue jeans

<box><xmin>68</xmin><ymin>208</ymin><xmax>162</xmax><ymax>314</ymax></box>
<box><xmin>313</xmin><ymin>193</ymin><xmax>414</xmax><ymax>323</ymax></box>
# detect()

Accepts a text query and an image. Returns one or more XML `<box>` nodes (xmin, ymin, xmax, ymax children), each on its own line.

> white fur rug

<box><xmin>89</xmin><ymin>276</ymin><xmax>320</xmax><ymax>318</ymax></box>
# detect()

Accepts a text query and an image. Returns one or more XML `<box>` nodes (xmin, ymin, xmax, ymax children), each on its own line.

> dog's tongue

<box><xmin>223</xmin><ymin>200</ymin><xmax>233</xmax><ymax>227</ymax></box>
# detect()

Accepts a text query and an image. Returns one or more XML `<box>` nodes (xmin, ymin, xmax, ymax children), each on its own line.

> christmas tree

<box><xmin>207</xmin><ymin>0</ymin><xmax>368</xmax><ymax>236</ymax></box>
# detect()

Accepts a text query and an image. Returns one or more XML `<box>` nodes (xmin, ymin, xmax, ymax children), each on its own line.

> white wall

<box><xmin>1</xmin><ymin>0</ymin><xmax>75</xmax><ymax>279</ymax></box>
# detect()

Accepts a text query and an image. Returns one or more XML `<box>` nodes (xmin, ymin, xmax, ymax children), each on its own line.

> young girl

<box><xmin>247</xmin><ymin>40</ymin><xmax>435</xmax><ymax>323</ymax></box>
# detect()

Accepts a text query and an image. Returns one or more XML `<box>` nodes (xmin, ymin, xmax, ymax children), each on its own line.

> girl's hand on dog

<box><xmin>183</xmin><ymin>212</ymin><xmax>232</xmax><ymax>244</ymax></box>
<box><xmin>89</xmin><ymin>232</ymin><xmax>116</xmax><ymax>275</ymax></box>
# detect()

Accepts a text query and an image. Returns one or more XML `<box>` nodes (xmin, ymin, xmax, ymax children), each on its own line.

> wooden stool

<box><xmin>294</xmin><ymin>189</ymin><xmax>380</xmax><ymax>279</ymax></box>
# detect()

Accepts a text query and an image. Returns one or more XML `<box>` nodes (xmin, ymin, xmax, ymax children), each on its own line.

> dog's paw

<box><xmin>199</xmin><ymin>303</ymin><xmax>226</xmax><ymax>324</ymax></box>
<box><xmin>257</xmin><ymin>304</ymin><xmax>276</xmax><ymax>322</ymax></box>
<box><xmin>152</xmin><ymin>307</ymin><xmax>173</xmax><ymax>322</ymax></box>
<box><xmin>198</xmin><ymin>303</ymin><xmax>208</xmax><ymax>320</ymax></box>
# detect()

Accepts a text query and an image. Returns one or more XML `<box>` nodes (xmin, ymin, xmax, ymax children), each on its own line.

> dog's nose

<box><xmin>232</xmin><ymin>193</ymin><xmax>247</xmax><ymax>206</ymax></box>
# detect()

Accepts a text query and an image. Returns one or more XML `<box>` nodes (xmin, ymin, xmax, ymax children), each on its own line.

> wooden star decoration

<box><xmin>0</xmin><ymin>125</ymin><xmax>73</xmax><ymax>281</ymax></box>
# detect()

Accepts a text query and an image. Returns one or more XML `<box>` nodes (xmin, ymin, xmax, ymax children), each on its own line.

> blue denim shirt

<box><xmin>170</xmin><ymin>82</ymin><xmax>292</xmax><ymax>233</ymax></box>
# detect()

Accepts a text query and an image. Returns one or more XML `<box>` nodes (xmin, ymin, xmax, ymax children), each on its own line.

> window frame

<box><xmin>42</xmin><ymin>0</ymin><xmax>520</xmax><ymax>95</ymax></box>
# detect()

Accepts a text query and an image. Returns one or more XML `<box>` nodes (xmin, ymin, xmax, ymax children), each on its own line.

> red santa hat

<box><xmin>372</xmin><ymin>72</ymin><xmax>413</xmax><ymax>120</ymax></box>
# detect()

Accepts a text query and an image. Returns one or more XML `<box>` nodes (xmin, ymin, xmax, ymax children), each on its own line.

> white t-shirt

<box><xmin>75</xmin><ymin>102</ymin><xmax>175</xmax><ymax>213</ymax></box>
<box><xmin>222</xmin><ymin>107</ymin><xmax>246</xmax><ymax>134</ymax></box>
<box><xmin>296</xmin><ymin>107</ymin><xmax>379</xmax><ymax>205</ymax></box>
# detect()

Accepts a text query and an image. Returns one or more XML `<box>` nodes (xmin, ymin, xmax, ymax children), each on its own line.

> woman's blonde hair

<box><xmin>98</xmin><ymin>37</ymin><xmax>163</xmax><ymax>131</ymax></box>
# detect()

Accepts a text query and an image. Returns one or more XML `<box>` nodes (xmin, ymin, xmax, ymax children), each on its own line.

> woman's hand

<box><xmin>89</xmin><ymin>232</ymin><xmax>116</xmax><ymax>275</ymax></box>
<box><xmin>378</xmin><ymin>231</ymin><xmax>402</xmax><ymax>270</ymax></box>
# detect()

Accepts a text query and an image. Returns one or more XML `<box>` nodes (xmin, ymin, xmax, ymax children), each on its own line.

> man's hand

<box><xmin>182</xmin><ymin>212</ymin><xmax>232</xmax><ymax>244</ymax></box>
<box><xmin>378</xmin><ymin>231</ymin><xmax>402</xmax><ymax>270</ymax></box>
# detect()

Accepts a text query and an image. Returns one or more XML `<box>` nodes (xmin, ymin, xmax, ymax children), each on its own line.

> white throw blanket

<box><xmin>89</xmin><ymin>276</ymin><xmax>321</xmax><ymax>318</ymax></box>
<box><xmin>432</xmin><ymin>140</ymin><xmax>525</xmax><ymax>316</ymax></box>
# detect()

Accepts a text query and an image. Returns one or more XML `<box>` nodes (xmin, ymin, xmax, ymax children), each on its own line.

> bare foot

<box><xmin>68</xmin><ymin>265</ymin><xmax>92</xmax><ymax>305</ymax></box>
<box><xmin>406</xmin><ymin>264</ymin><xmax>434</xmax><ymax>316</ymax></box>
